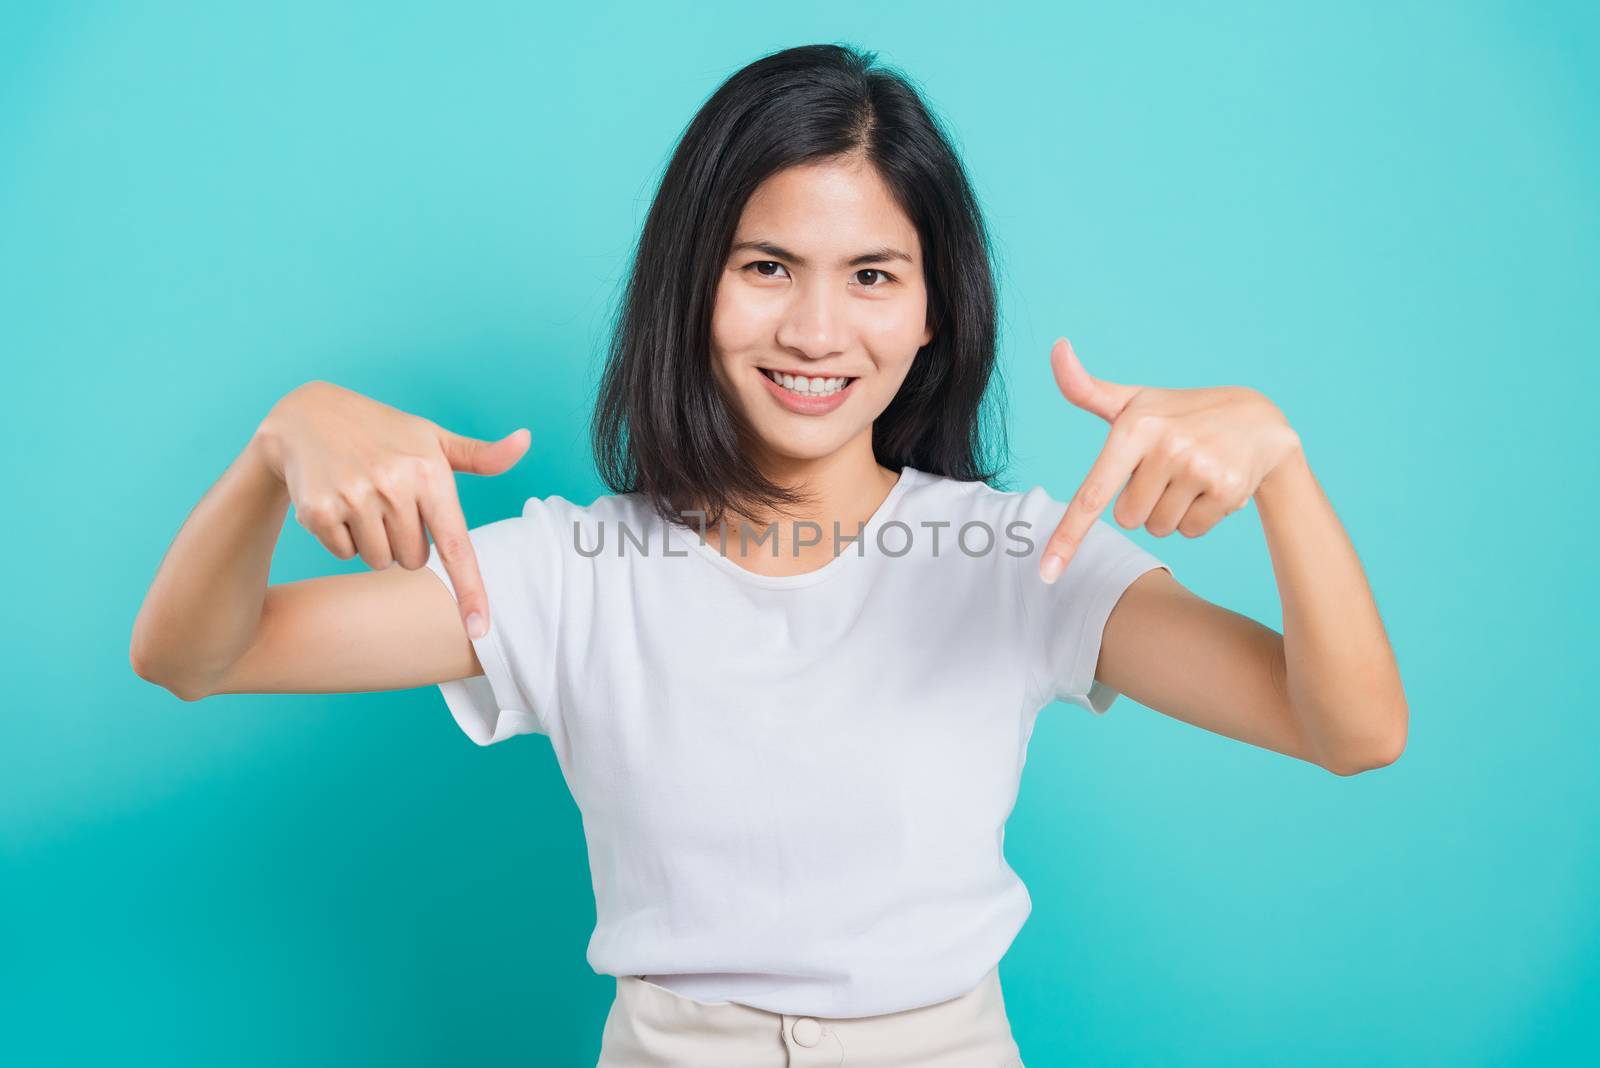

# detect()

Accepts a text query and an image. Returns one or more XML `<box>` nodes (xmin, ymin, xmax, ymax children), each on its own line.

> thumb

<box><xmin>437</xmin><ymin>426</ymin><xmax>531</xmax><ymax>476</ymax></box>
<box><xmin>1049</xmin><ymin>338</ymin><xmax>1139</xmax><ymax>424</ymax></box>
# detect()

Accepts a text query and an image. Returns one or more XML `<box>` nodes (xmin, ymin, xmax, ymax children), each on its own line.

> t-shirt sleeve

<box><xmin>1011</xmin><ymin>487</ymin><xmax>1172</xmax><ymax>715</ymax></box>
<box><xmin>422</xmin><ymin>496</ymin><xmax>566</xmax><ymax>745</ymax></box>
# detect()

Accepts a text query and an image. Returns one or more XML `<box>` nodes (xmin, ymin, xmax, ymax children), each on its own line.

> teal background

<box><xmin>4</xmin><ymin>1</ymin><xmax>1596</xmax><ymax>1064</ymax></box>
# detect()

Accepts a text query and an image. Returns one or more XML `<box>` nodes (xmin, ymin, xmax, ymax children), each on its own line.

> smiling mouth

<box><xmin>759</xmin><ymin>368</ymin><xmax>857</xmax><ymax>396</ymax></box>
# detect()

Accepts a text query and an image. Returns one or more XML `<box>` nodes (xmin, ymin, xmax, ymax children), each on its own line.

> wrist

<box><xmin>246</xmin><ymin>419</ymin><xmax>287</xmax><ymax>487</ymax></box>
<box><xmin>252</xmin><ymin>382</ymin><xmax>323</xmax><ymax>482</ymax></box>
<box><xmin>1254</xmin><ymin>434</ymin><xmax>1309</xmax><ymax>509</ymax></box>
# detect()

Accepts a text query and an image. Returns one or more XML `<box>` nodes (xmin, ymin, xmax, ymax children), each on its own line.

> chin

<box><xmin>749</xmin><ymin>428</ymin><xmax>853</xmax><ymax>464</ymax></box>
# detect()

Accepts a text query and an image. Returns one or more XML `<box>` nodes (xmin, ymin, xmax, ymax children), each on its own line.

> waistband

<box><xmin>596</xmin><ymin>964</ymin><xmax>1025</xmax><ymax>1068</ymax></box>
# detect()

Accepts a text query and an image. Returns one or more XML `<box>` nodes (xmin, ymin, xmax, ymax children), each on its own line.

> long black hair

<box><xmin>592</xmin><ymin>43</ymin><xmax>1008</xmax><ymax>528</ymax></box>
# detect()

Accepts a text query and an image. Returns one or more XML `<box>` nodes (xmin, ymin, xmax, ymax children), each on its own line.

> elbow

<box><xmin>1372</xmin><ymin>695</ymin><xmax>1411</xmax><ymax>770</ymax></box>
<box><xmin>164</xmin><ymin>680</ymin><xmax>211</xmax><ymax>703</ymax></box>
<box><xmin>130</xmin><ymin>639</ymin><xmax>162</xmax><ymax>690</ymax></box>
<box><xmin>1324</xmin><ymin>703</ymin><xmax>1409</xmax><ymax>777</ymax></box>
<box><xmin>1325</xmin><ymin>740</ymin><xmax>1404</xmax><ymax>777</ymax></box>
<box><xmin>130</xmin><ymin>640</ymin><xmax>210</xmax><ymax>703</ymax></box>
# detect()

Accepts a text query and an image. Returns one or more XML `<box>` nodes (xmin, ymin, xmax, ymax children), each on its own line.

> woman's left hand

<box><xmin>1039</xmin><ymin>337</ymin><xmax>1303</xmax><ymax>583</ymax></box>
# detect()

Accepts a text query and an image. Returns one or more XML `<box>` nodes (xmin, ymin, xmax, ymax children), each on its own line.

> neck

<box><xmin>713</xmin><ymin>434</ymin><xmax>899</xmax><ymax>559</ymax></box>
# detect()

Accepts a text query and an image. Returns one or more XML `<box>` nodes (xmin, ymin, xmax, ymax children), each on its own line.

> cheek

<box><xmin>711</xmin><ymin>282</ymin><xmax>768</xmax><ymax>357</ymax></box>
<box><xmin>866</xmin><ymin>294</ymin><xmax>931</xmax><ymax>362</ymax></box>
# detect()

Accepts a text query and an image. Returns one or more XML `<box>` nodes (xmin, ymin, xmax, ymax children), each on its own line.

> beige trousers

<box><xmin>595</xmin><ymin>964</ymin><xmax>1026</xmax><ymax>1067</ymax></box>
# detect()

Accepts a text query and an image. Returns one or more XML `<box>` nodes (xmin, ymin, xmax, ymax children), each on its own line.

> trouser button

<box><xmin>790</xmin><ymin>1017</ymin><xmax>822</xmax><ymax>1047</ymax></box>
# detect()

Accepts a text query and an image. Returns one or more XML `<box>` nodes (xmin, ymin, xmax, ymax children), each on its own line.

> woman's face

<box><xmin>710</xmin><ymin>155</ymin><xmax>934</xmax><ymax>468</ymax></box>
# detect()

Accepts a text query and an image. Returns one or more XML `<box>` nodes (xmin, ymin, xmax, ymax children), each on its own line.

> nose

<box><xmin>774</xmin><ymin>278</ymin><xmax>847</xmax><ymax>361</ymax></box>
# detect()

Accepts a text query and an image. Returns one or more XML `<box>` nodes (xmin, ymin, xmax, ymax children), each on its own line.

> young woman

<box><xmin>131</xmin><ymin>43</ymin><xmax>1407</xmax><ymax>1068</ymax></box>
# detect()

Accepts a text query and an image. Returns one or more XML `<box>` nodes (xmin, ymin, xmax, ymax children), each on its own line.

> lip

<box><xmin>757</xmin><ymin>368</ymin><xmax>855</xmax><ymax>415</ymax></box>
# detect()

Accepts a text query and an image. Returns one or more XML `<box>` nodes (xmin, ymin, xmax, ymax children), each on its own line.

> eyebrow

<box><xmin>728</xmin><ymin>240</ymin><xmax>914</xmax><ymax>268</ymax></box>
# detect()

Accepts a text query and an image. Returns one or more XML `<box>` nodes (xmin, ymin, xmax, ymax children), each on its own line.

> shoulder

<box><xmin>513</xmin><ymin>489</ymin><xmax>660</xmax><ymax>560</ymax></box>
<box><xmin>520</xmin><ymin>487</ymin><xmax>654</xmax><ymax>525</ymax></box>
<box><xmin>902</xmin><ymin>468</ymin><xmax>1068</xmax><ymax>536</ymax></box>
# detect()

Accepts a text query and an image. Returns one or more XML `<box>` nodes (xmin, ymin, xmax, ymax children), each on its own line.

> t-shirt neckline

<box><xmin>666</xmin><ymin>465</ymin><xmax>922</xmax><ymax>590</ymax></box>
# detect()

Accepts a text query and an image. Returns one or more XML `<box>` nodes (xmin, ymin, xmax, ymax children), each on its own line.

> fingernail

<box><xmin>1040</xmin><ymin>553</ymin><xmax>1065</xmax><ymax>584</ymax></box>
<box><xmin>466</xmin><ymin>612</ymin><xmax>487</xmax><ymax>639</ymax></box>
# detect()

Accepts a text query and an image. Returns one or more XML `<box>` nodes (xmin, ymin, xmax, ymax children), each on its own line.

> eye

<box><xmin>855</xmin><ymin>269</ymin><xmax>894</xmax><ymax>287</ymax></box>
<box><xmin>745</xmin><ymin>260</ymin><xmax>790</xmax><ymax>279</ymax></box>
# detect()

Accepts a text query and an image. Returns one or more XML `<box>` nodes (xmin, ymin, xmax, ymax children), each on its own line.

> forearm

<box><xmin>130</xmin><ymin>431</ymin><xmax>290</xmax><ymax>698</ymax></box>
<box><xmin>1253</xmin><ymin>446</ymin><xmax>1408</xmax><ymax>773</ymax></box>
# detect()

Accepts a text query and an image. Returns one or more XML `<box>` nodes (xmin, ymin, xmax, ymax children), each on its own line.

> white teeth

<box><xmin>765</xmin><ymin>370</ymin><xmax>850</xmax><ymax>396</ymax></box>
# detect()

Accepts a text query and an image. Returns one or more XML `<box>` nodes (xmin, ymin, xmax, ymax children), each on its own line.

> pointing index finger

<box><xmin>420</xmin><ymin>480</ymin><xmax>490</xmax><ymax>639</ymax></box>
<box><xmin>1039</xmin><ymin>422</ymin><xmax>1150</xmax><ymax>583</ymax></box>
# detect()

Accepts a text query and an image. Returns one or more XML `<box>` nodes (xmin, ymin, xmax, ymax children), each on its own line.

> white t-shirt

<box><xmin>422</xmin><ymin>465</ymin><xmax>1169</xmax><ymax>1018</ymax></box>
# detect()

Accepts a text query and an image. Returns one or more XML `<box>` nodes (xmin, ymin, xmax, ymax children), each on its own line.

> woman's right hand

<box><xmin>252</xmin><ymin>381</ymin><xmax>530</xmax><ymax>640</ymax></box>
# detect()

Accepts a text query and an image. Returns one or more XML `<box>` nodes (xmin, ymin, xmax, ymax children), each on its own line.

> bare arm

<box><xmin>128</xmin><ymin>431</ymin><xmax>300</xmax><ymax>698</ymax></box>
<box><xmin>129</xmin><ymin>381</ymin><xmax>529</xmax><ymax>701</ymax></box>
<box><xmin>1252</xmin><ymin>447</ymin><xmax>1406</xmax><ymax>770</ymax></box>
<box><xmin>1098</xmin><ymin>457</ymin><xmax>1409</xmax><ymax>777</ymax></box>
<box><xmin>1095</xmin><ymin>570</ymin><xmax>1309</xmax><ymax>764</ymax></box>
<box><xmin>1039</xmin><ymin>338</ymin><xmax>1407</xmax><ymax>776</ymax></box>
